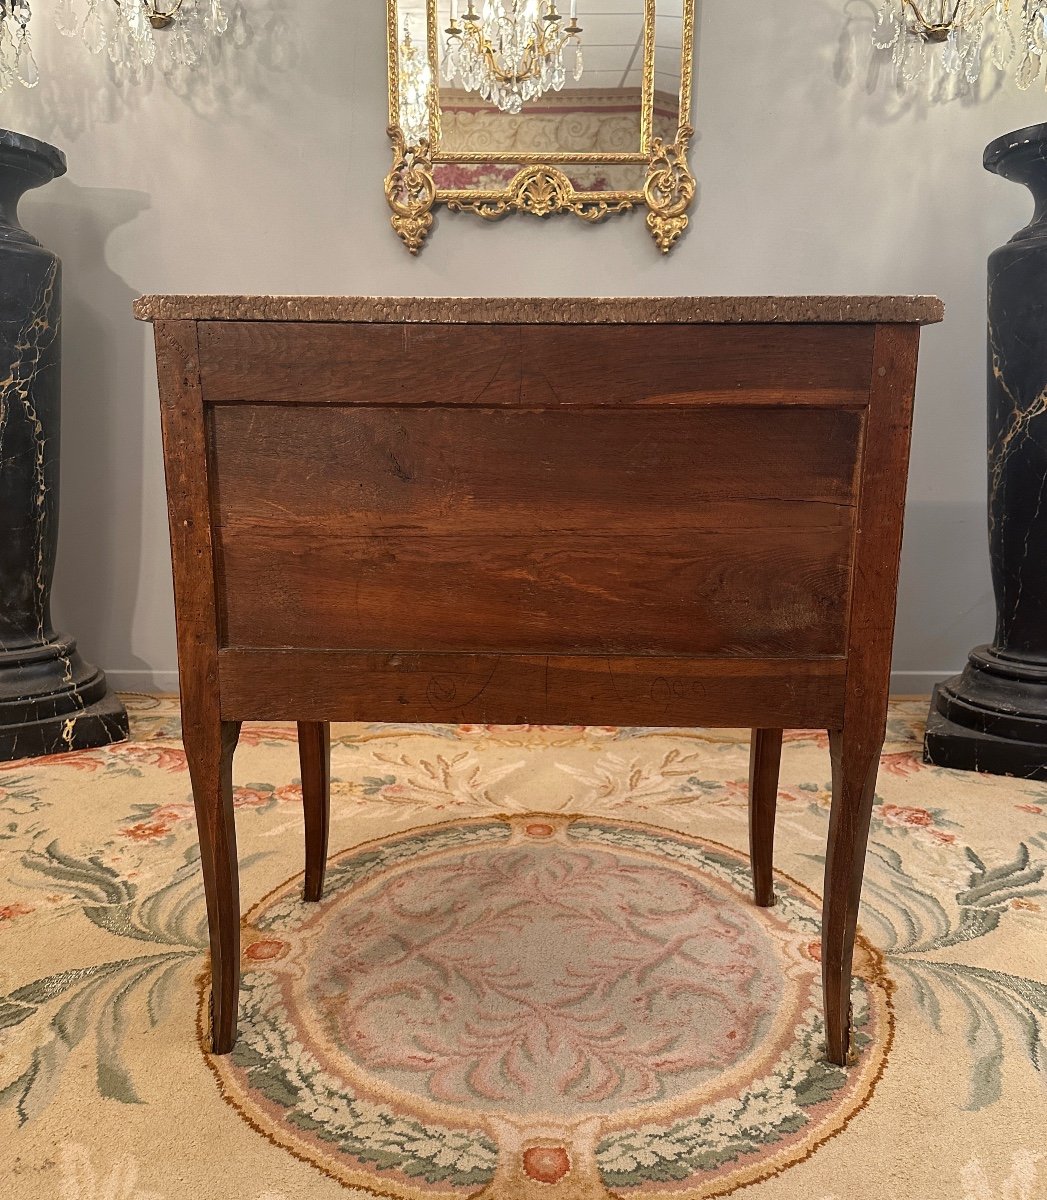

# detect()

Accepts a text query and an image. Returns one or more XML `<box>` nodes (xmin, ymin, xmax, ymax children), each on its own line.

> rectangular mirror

<box><xmin>385</xmin><ymin>0</ymin><xmax>696</xmax><ymax>254</ymax></box>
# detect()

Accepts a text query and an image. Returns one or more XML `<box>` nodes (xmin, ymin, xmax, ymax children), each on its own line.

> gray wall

<box><xmin>4</xmin><ymin>1</ymin><xmax>1046</xmax><ymax>694</ymax></box>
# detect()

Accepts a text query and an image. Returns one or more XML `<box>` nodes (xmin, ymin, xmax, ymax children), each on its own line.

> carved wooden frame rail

<box><xmin>136</xmin><ymin>293</ymin><xmax>943</xmax><ymax>1068</ymax></box>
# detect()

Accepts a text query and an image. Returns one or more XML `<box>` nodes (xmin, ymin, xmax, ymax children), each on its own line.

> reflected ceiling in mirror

<box><xmin>386</xmin><ymin>0</ymin><xmax>695</xmax><ymax>254</ymax></box>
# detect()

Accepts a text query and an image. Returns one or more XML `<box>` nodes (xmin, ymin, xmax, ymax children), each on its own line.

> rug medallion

<box><xmin>204</xmin><ymin>814</ymin><xmax>892</xmax><ymax>1199</ymax></box>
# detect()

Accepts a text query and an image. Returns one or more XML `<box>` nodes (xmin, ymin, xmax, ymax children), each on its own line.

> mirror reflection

<box><xmin>387</xmin><ymin>0</ymin><xmax>695</xmax><ymax>254</ymax></box>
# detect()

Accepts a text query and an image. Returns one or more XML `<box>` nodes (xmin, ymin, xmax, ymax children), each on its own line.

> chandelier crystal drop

<box><xmin>398</xmin><ymin>17</ymin><xmax>432</xmax><ymax>147</ymax></box>
<box><xmin>873</xmin><ymin>0</ymin><xmax>1047</xmax><ymax>89</ymax></box>
<box><xmin>0</xmin><ymin>0</ymin><xmax>233</xmax><ymax>89</ymax></box>
<box><xmin>0</xmin><ymin>2</ymin><xmax>39</xmax><ymax>87</ymax></box>
<box><xmin>442</xmin><ymin>0</ymin><xmax>583</xmax><ymax>116</ymax></box>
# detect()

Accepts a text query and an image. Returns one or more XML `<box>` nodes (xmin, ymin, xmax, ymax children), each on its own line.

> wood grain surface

<box><xmin>218</xmin><ymin>649</ymin><xmax>847</xmax><ymax>728</ymax></box>
<box><xmin>199</xmin><ymin>323</ymin><xmax>876</xmax><ymax>408</ymax></box>
<box><xmin>211</xmin><ymin>403</ymin><xmax>861</xmax><ymax>656</ymax></box>
<box><xmin>146</xmin><ymin>306</ymin><xmax>932</xmax><ymax>1060</ymax></box>
<box><xmin>822</xmin><ymin>323</ymin><xmax>921</xmax><ymax>1065</ymax></box>
<box><xmin>154</xmin><ymin>320</ymin><xmax>241</xmax><ymax>1055</ymax></box>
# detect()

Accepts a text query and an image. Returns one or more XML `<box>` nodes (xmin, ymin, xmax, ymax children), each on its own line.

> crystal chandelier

<box><xmin>0</xmin><ymin>0</ymin><xmax>238</xmax><ymax>90</ymax></box>
<box><xmin>873</xmin><ymin>0</ymin><xmax>1047</xmax><ymax>88</ymax></box>
<box><xmin>442</xmin><ymin>0</ymin><xmax>583</xmax><ymax>116</ymax></box>
<box><xmin>399</xmin><ymin>18</ymin><xmax>433</xmax><ymax>146</ymax></box>
<box><xmin>0</xmin><ymin>2</ymin><xmax>39</xmax><ymax>85</ymax></box>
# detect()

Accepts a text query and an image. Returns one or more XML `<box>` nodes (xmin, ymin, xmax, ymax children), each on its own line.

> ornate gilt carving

<box><xmin>384</xmin><ymin>127</ymin><xmax>437</xmax><ymax>255</ymax></box>
<box><xmin>385</xmin><ymin>0</ymin><xmax>696</xmax><ymax>253</ymax></box>
<box><xmin>445</xmin><ymin>165</ymin><xmax>635</xmax><ymax>223</ymax></box>
<box><xmin>643</xmin><ymin>125</ymin><xmax>696</xmax><ymax>255</ymax></box>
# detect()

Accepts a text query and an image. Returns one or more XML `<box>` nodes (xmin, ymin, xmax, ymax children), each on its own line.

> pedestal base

<box><xmin>0</xmin><ymin>634</ymin><xmax>129</xmax><ymax>762</ymax></box>
<box><xmin>924</xmin><ymin>646</ymin><xmax>1047</xmax><ymax>780</ymax></box>
<box><xmin>0</xmin><ymin>690</ymin><xmax>129</xmax><ymax>761</ymax></box>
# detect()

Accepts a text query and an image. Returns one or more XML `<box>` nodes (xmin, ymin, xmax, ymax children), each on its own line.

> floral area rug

<box><xmin>1</xmin><ymin>697</ymin><xmax>1045</xmax><ymax>1200</ymax></box>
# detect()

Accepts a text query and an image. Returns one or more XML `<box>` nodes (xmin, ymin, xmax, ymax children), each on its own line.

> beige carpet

<box><xmin>1</xmin><ymin>697</ymin><xmax>1045</xmax><ymax>1199</ymax></box>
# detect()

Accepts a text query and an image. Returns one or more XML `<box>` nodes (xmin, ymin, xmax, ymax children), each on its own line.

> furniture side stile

<box><xmin>820</xmin><ymin>321</ymin><xmax>920</xmax><ymax>1063</ymax></box>
<box><xmin>841</xmin><ymin>322</ymin><xmax>921</xmax><ymax>740</ymax></box>
<box><xmin>154</xmin><ymin>319</ymin><xmax>224</xmax><ymax>728</ymax></box>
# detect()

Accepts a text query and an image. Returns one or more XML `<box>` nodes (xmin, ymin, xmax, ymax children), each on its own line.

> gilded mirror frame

<box><xmin>385</xmin><ymin>0</ymin><xmax>696</xmax><ymax>255</ymax></box>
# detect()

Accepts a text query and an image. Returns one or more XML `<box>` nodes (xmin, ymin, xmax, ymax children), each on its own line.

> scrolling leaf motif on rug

<box><xmin>208</xmin><ymin>814</ymin><xmax>892</xmax><ymax>1199</ymax></box>
<box><xmin>0</xmin><ymin>698</ymin><xmax>1045</xmax><ymax>1199</ymax></box>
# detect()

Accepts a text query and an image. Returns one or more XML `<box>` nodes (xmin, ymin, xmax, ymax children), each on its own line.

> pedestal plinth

<box><xmin>925</xmin><ymin>124</ymin><xmax>1047</xmax><ymax>780</ymax></box>
<box><xmin>0</xmin><ymin>129</ymin><xmax>127</xmax><ymax>761</ymax></box>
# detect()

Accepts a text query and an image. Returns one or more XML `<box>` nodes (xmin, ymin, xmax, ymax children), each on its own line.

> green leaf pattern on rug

<box><xmin>1</xmin><ymin>708</ymin><xmax>1046</xmax><ymax>1151</ymax></box>
<box><xmin>857</xmin><ymin>838</ymin><xmax>1047</xmax><ymax>1110</ymax></box>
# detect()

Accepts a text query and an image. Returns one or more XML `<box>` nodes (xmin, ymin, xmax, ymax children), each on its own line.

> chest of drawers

<box><xmin>136</xmin><ymin>294</ymin><xmax>942</xmax><ymax>1063</ymax></box>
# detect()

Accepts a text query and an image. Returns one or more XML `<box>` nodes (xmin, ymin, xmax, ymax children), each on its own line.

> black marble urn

<box><xmin>925</xmin><ymin>123</ymin><xmax>1047</xmax><ymax>779</ymax></box>
<box><xmin>0</xmin><ymin>130</ymin><xmax>127</xmax><ymax>761</ymax></box>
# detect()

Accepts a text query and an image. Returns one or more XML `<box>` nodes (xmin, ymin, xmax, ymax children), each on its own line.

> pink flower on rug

<box><xmin>777</xmin><ymin>786</ymin><xmax>831</xmax><ymax>810</ymax></box>
<box><xmin>879</xmin><ymin>804</ymin><xmax>956</xmax><ymax>844</ymax></box>
<box><xmin>237</xmin><ymin>727</ymin><xmax>299</xmax><ymax>746</ymax></box>
<box><xmin>880</xmin><ymin>804</ymin><xmax>934</xmax><ymax>828</ymax></box>
<box><xmin>245</xmin><ymin>938</ymin><xmax>290</xmax><ymax>963</ymax></box>
<box><xmin>719</xmin><ymin>780</ymin><xmax>751</xmax><ymax>803</ymax></box>
<box><xmin>122</xmin><ymin>802</ymin><xmax>193</xmax><ymax>841</ymax></box>
<box><xmin>27</xmin><ymin>749</ymin><xmax>107</xmax><ymax>772</ymax></box>
<box><xmin>522</xmin><ymin>1147</ymin><xmax>571</xmax><ymax>1184</ymax></box>
<box><xmin>879</xmin><ymin>752</ymin><xmax>925</xmax><ymax>778</ymax></box>
<box><xmin>782</xmin><ymin>730</ymin><xmax>831</xmax><ymax>748</ymax></box>
<box><xmin>234</xmin><ymin>786</ymin><xmax>273</xmax><ymax>809</ymax></box>
<box><xmin>0</xmin><ymin>902</ymin><xmax>34</xmax><ymax>922</ymax></box>
<box><xmin>12</xmin><ymin>742</ymin><xmax>188</xmax><ymax>773</ymax></box>
<box><xmin>121</xmin><ymin>783</ymin><xmax>307</xmax><ymax>841</ymax></box>
<box><xmin>234</xmin><ymin>785</ymin><xmax>305</xmax><ymax>809</ymax></box>
<box><xmin>111</xmin><ymin>744</ymin><xmax>188</xmax><ymax>772</ymax></box>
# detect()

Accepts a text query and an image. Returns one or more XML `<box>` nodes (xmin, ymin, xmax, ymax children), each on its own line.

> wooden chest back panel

<box><xmin>198</xmin><ymin>322</ymin><xmax>876</xmax><ymax>408</ymax></box>
<box><xmin>209</xmin><ymin>403</ymin><xmax>862</xmax><ymax>657</ymax></box>
<box><xmin>141</xmin><ymin>312</ymin><xmax>923</xmax><ymax>728</ymax></box>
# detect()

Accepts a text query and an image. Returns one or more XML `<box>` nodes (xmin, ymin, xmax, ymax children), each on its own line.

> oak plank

<box><xmin>217</xmin><ymin>529</ymin><xmax>855</xmax><ymax>657</ymax></box>
<box><xmin>218</xmin><ymin>649</ymin><xmax>848</xmax><ymax>728</ymax></box>
<box><xmin>198</xmin><ymin>322</ymin><xmax>876</xmax><ymax>408</ymax></box>
<box><xmin>209</xmin><ymin>405</ymin><xmax>864</xmax><ymax>532</ymax></box>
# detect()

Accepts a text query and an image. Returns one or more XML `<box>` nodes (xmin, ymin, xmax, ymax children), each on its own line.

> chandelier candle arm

<box><xmin>443</xmin><ymin>0</ymin><xmax>584</xmax><ymax>116</ymax></box>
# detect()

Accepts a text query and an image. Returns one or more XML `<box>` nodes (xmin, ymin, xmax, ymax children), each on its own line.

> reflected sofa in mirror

<box><xmin>385</xmin><ymin>0</ymin><xmax>696</xmax><ymax>253</ymax></box>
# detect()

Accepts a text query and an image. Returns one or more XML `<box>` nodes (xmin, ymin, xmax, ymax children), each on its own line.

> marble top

<box><xmin>133</xmin><ymin>295</ymin><xmax>944</xmax><ymax>325</ymax></box>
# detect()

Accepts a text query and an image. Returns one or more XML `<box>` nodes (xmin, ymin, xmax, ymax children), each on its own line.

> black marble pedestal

<box><xmin>925</xmin><ymin>124</ymin><xmax>1047</xmax><ymax>780</ymax></box>
<box><xmin>0</xmin><ymin>130</ymin><xmax>127</xmax><ymax>761</ymax></box>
